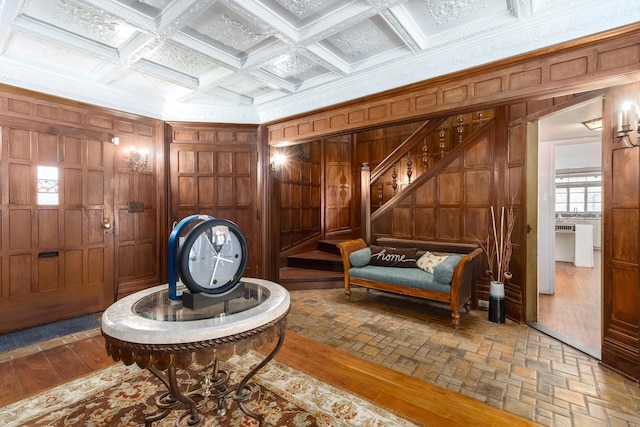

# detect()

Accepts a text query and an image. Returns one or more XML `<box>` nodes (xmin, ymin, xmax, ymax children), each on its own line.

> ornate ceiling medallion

<box><xmin>424</xmin><ymin>0</ymin><xmax>489</xmax><ymax>25</ymax></box>
<box><xmin>151</xmin><ymin>43</ymin><xmax>213</xmax><ymax>75</ymax></box>
<box><xmin>275</xmin><ymin>0</ymin><xmax>329</xmax><ymax>18</ymax></box>
<box><xmin>333</xmin><ymin>25</ymin><xmax>387</xmax><ymax>57</ymax></box>
<box><xmin>53</xmin><ymin>0</ymin><xmax>120</xmax><ymax>42</ymax></box>
<box><xmin>202</xmin><ymin>13</ymin><xmax>266</xmax><ymax>51</ymax></box>
<box><xmin>270</xmin><ymin>54</ymin><xmax>315</xmax><ymax>79</ymax></box>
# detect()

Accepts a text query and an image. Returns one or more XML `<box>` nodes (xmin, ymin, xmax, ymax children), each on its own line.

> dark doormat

<box><xmin>0</xmin><ymin>315</ymin><xmax>100</xmax><ymax>353</ymax></box>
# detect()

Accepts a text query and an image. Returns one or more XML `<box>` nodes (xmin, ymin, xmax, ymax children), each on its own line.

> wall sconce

<box><xmin>126</xmin><ymin>146</ymin><xmax>149</xmax><ymax>172</ymax></box>
<box><xmin>270</xmin><ymin>152</ymin><xmax>286</xmax><ymax>175</ymax></box>
<box><xmin>617</xmin><ymin>101</ymin><xmax>640</xmax><ymax>148</ymax></box>
<box><xmin>111</xmin><ymin>136</ymin><xmax>120</xmax><ymax>145</ymax></box>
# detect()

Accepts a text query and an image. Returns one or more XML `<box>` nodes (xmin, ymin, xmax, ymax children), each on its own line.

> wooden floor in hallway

<box><xmin>537</xmin><ymin>249</ymin><xmax>601</xmax><ymax>357</ymax></box>
<box><xmin>0</xmin><ymin>330</ymin><xmax>540</xmax><ymax>427</ymax></box>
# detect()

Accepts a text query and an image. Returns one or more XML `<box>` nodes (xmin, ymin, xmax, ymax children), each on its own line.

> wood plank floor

<box><xmin>537</xmin><ymin>249</ymin><xmax>601</xmax><ymax>356</ymax></box>
<box><xmin>0</xmin><ymin>334</ymin><xmax>113</xmax><ymax>407</ymax></box>
<box><xmin>0</xmin><ymin>331</ymin><xmax>540</xmax><ymax>426</ymax></box>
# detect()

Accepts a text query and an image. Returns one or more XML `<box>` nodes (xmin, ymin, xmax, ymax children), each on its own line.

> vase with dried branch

<box><xmin>478</xmin><ymin>195</ymin><xmax>516</xmax><ymax>323</ymax></box>
<box><xmin>480</xmin><ymin>202</ymin><xmax>515</xmax><ymax>283</ymax></box>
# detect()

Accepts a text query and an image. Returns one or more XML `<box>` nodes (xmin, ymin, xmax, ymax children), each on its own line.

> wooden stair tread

<box><xmin>286</xmin><ymin>250</ymin><xmax>343</xmax><ymax>272</ymax></box>
<box><xmin>278</xmin><ymin>267</ymin><xmax>343</xmax><ymax>291</ymax></box>
<box><xmin>279</xmin><ymin>267</ymin><xmax>343</xmax><ymax>280</ymax></box>
<box><xmin>287</xmin><ymin>250</ymin><xmax>342</xmax><ymax>261</ymax></box>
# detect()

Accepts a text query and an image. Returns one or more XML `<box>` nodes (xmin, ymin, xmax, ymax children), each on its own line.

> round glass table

<box><xmin>101</xmin><ymin>278</ymin><xmax>290</xmax><ymax>427</ymax></box>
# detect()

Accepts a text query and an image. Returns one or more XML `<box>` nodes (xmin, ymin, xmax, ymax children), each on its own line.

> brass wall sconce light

<box><xmin>126</xmin><ymin>146</ymin><xmax>149</xmax><ymax>172</ymax></box>
<box><xmin>270</xmin><ymin>152</ymin><xmax>286</xmax><ymax>175</ymax></box>
<box><xmin>617</xmin><ymin>101</ymin><xmax>640</xmax><ymax>148</ymax></box>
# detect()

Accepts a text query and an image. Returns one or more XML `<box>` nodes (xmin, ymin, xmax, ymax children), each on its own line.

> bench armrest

<box><xmin>336</xmin><ymin>238</ymin><xmax>368</xmax><ymax>287</ymax></box>
<box><xmin>450</xmin><ymin>247</ymin><xmax>483</xmax><ymax>310</ymax></box>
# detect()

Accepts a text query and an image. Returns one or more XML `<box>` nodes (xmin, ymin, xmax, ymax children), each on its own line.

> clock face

<box><xmin>178</xmin><ymin>219</ymin><xmax>248</xmax><ymax>294</ymax></box>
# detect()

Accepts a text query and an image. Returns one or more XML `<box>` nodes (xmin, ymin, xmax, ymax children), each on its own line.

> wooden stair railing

<box><xmin>361</xmin><ymin>117</ymin><xmax>496</xmax><ymax>243</ymax></box>
<box><xmin>370</xmin><ymin>118</ymin><xmax>447</xmax><ymax>184</ymax></box>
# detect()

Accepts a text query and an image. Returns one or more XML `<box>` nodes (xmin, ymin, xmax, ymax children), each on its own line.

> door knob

<box><xmin>102</xmin><ymin>218</ymin><xmax>112</xmax><ymax>229</ymax></box>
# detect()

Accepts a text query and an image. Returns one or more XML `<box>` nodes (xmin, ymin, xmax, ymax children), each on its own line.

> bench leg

<box><xmin>451</xmin><ymin>310</ymin><xmax>460</xmax><ymax>329</ymax></box>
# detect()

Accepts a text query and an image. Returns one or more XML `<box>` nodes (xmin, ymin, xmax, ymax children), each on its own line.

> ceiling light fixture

<box><xmin>581</xmin><ymin>117</ymin><xmax>602</xmax><ymax>131</ymax></box>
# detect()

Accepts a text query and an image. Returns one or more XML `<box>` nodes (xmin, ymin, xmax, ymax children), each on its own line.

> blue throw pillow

<box><xmin>349</xmin><ymin>247</ymin><xmax>371</xmax><ymax>267</ymax></box>
<box><xmin>433</xmin><ymin>255</ymin><xmax>462</xmax><ymax>284</ymax></box>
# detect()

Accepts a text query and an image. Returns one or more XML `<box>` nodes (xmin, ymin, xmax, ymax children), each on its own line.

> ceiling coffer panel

<box><xmin>0</xmin><ymin>0</ymin><xmax>634</xmax><ymax>123</ymax></box>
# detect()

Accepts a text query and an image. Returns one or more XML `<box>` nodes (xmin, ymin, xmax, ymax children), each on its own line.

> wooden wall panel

<box><xmin>601</xmin><ymin>84</ymin><xmax>640</xmax><ymax>381</ymax></box>
<box><xmin>372</xmin><ymin>125</ymin><xmax>495</xmax><ymax>245</ymax></box>
<box><xmin>9</xmin><ymin>209</ymin><xmax>31</xmax><ymax>250</ymax></box>
<box><xmin>64</xmin><ymin>249</ymin><xmax>82</xmax><ymax>287</ymax></box>
<box><xmin>64</xmin><ymin>169</ymin><xmax>82</xmax><ymax>205</ymax></box>
<box><xmin>112</xmin><ymin>126</ymin><xmax>160</xmax><ymax>298</ymax></box>
<box><xmin>38</xmin><ymin>257</ymin><xmax>58</xmax><ymax>291</ymax></box>
<box><xmin>167</xmin><ymin>123</ymin><xmax>259</xmax><ymax>277</ymax></box>
<box><xmin>267</xmin><ymin>26</ymin><xmax>640</xmax><ymax>145</ymax></box>
<box><xmin>0</xmin><ymin>86</ymin><xmax>162</xmax><ymax>319</ymax></box>
<box><xmin>277</xmin><ymin>140</ymin><xmax>323</xmax><ymax>254</ymax></box>
<box><xmin>38</xmin><ymin>210</ymin><xmax>59</xmax><ymax>248</ymax></box>
<box><xmin>325</xmin><ymin>136</ymin><xmax>353</xmax><ymax>234</ymax></box>
<box><xmin>9</xmin><ymin>254</ymin><xmax>31</xmax><ymax>295</ymax></box>
<box><xmin>9</xmin><ymin>164</ymin><xmax>30</xmax><ymax>204</ymax></box>
<box><xmin>0</xmin><ymin>121</ymin><xmax>114</xmax><ymax>332</ymax></box>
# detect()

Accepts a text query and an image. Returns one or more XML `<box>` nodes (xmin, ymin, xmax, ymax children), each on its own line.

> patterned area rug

<box><xmin>1</xmin><ymin>350</ymin><xmax>418</xmax><ymax>427</ymax></box>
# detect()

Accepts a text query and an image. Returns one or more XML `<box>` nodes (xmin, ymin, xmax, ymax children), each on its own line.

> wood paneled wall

<box><xmin>264</xmin><ymin>24</ymin><xmax>640</xmax><ymax>380</ymax></box>
<box><xmin>602</xmin><ymin>83</ymin><xmax>640</xmax><ymax>381</ymax></box>
<box><xmin>113</xmin><ymin>122</ymin><xmax>163</xmax><ymax>299</ymax></box>
<box><xmin>324</xmin><ymin>136</ymin><xmax>354</xmax><ymax>237</ymax></box>
<box><xmin>277</xmin><ymin>141</ymin><xmax>322</xmax><ymax>253</ymax></box>
<box><xmin>367</xmin><ymin>120</ymin><xmax>508</xmax><ymax>310</ymax></box>
<box><xmin>267</xmin><ymin>24</ymin><xmax>640</xmax><ymax>145</ymax></box>
<box><xmin>166</xmin><ymin>123</ymin><xmax>260</xmax><ymax>278</ymax></box>
<box><xmin>0</xmin><ymin>85</ymin><xmax>164</xmax><ymax>330</ymax></box>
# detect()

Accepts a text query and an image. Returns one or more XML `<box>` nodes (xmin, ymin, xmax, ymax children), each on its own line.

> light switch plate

<box><xmin>128</xmin><ymin>201</ymin><xmax>145</xmax><ymax>212</ymax></box>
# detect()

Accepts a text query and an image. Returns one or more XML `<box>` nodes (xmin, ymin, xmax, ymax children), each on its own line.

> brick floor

<box><xmin>287</xmin><ymin>288</ymin><xmax>640</xmax><ymax>427</ymax></box>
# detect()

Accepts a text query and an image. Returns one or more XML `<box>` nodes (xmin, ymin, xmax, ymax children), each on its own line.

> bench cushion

<box><xmin>349</xmin><ymin>247</ymin><xmax>371</xmax><ymax>267</ymax></box>
<box><xmin>349</xmin><ymin>265</ymin><xmax>451</xmax><ymax>293</ymax></box>
<box><xmin>433</xmin><ymin>255</ymin><xmax>463</xmax><ymax>284</ymax></box>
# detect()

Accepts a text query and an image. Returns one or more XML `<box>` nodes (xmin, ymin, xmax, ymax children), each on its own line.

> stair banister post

<box><xmin>361</xmin><ymin>162</ymin><xmax>371</xmax><ymax>244</ymax></box>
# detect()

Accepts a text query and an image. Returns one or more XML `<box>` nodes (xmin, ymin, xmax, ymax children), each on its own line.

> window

<box><xmin>37</xmin><ymin>166</ymin><xmax>59</xmax><ymax>205</ymax></box>
<box><xmin>555</xmin><ymin>170</ymin><xmax>601</xmax><ymax>214</ymax></box>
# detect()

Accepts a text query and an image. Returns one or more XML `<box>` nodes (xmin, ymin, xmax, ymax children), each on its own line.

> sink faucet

<box><xmin>574</xmin><ymin>207</ymin><xmax>578</xmax><ymax>213</ymax></box>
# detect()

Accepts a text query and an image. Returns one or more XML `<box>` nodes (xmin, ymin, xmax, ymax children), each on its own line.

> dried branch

<box><xmin>481</xmin><ymin>192</ymin><xmax>517</xmax><ymax>283</ymax></box>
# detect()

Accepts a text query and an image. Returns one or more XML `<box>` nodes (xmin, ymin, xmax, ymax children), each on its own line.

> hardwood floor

<box><xmin>0</xmin><ymin>334</ymin><xmax>113</xmax><ymax>407</ymax></box>
<box><xmin>536</xmin><ymin>249</ymin><xmax>601</xmax><ymax>357</ymax></box>
<box><xmin>0</xmin><ymin>331</ymin><xmax>539</xmax><ymax>426</ymax></box>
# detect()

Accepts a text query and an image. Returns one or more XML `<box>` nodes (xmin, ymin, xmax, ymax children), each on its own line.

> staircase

<box><xmin>278</xmin><ymin>240</ymin><xmax>345</xmax><ymax>290</ymax></box>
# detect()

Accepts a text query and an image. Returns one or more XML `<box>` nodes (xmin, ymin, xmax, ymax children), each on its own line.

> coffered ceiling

<box><xmin>0</xmin><ymin>0</ymin><xmax>638</xmax><ymax>124</ymax></box>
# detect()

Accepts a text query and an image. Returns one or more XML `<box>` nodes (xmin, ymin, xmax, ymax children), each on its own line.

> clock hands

<box><xmin>210</xmin><ymin>252</ymin><xmax>221</xmax><ymax>287</ymax></box>
<box><xmin>207</xmin><ymin>235</ymin><xmax>235</xmax><ymax>287</ymax></box>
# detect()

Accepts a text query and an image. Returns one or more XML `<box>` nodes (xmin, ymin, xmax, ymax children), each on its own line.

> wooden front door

<box><xmin>0</xmin><ymin>120</ymin><xmax>114</xmax><ymax>333</ymax></box>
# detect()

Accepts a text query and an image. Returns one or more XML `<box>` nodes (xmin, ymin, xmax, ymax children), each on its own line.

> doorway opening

<box><xmin>532</xmin><ymin>98</ymin><xmax>603</xmax><ymax>359</ymax></box>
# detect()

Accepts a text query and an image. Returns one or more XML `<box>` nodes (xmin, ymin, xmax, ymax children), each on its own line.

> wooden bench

<box><xmin>337</xmin><ymin>238</ymin><xmax>482</xmax><ymax>328</ymax></box>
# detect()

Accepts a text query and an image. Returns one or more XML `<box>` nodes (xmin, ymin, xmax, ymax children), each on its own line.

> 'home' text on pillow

<box><xmin>369</xmin><ymin>245</ymin><xmax>417</xmax><ymax>268</ymax></box>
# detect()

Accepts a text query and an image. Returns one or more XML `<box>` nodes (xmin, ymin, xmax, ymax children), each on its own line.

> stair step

<box><xmin>317</xmin><ymin>239</ymin><xmax>344</xmax><ymax>255</ymax></box>
<box><xmin>286</xmin><ymin>250</ymin><xmax>343</xmax><ymax>272</ymax></box>
<box><xmin>278</xmin><ymin>267</ymin><xmax>343</xmax><ymax>291</ymax></box>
